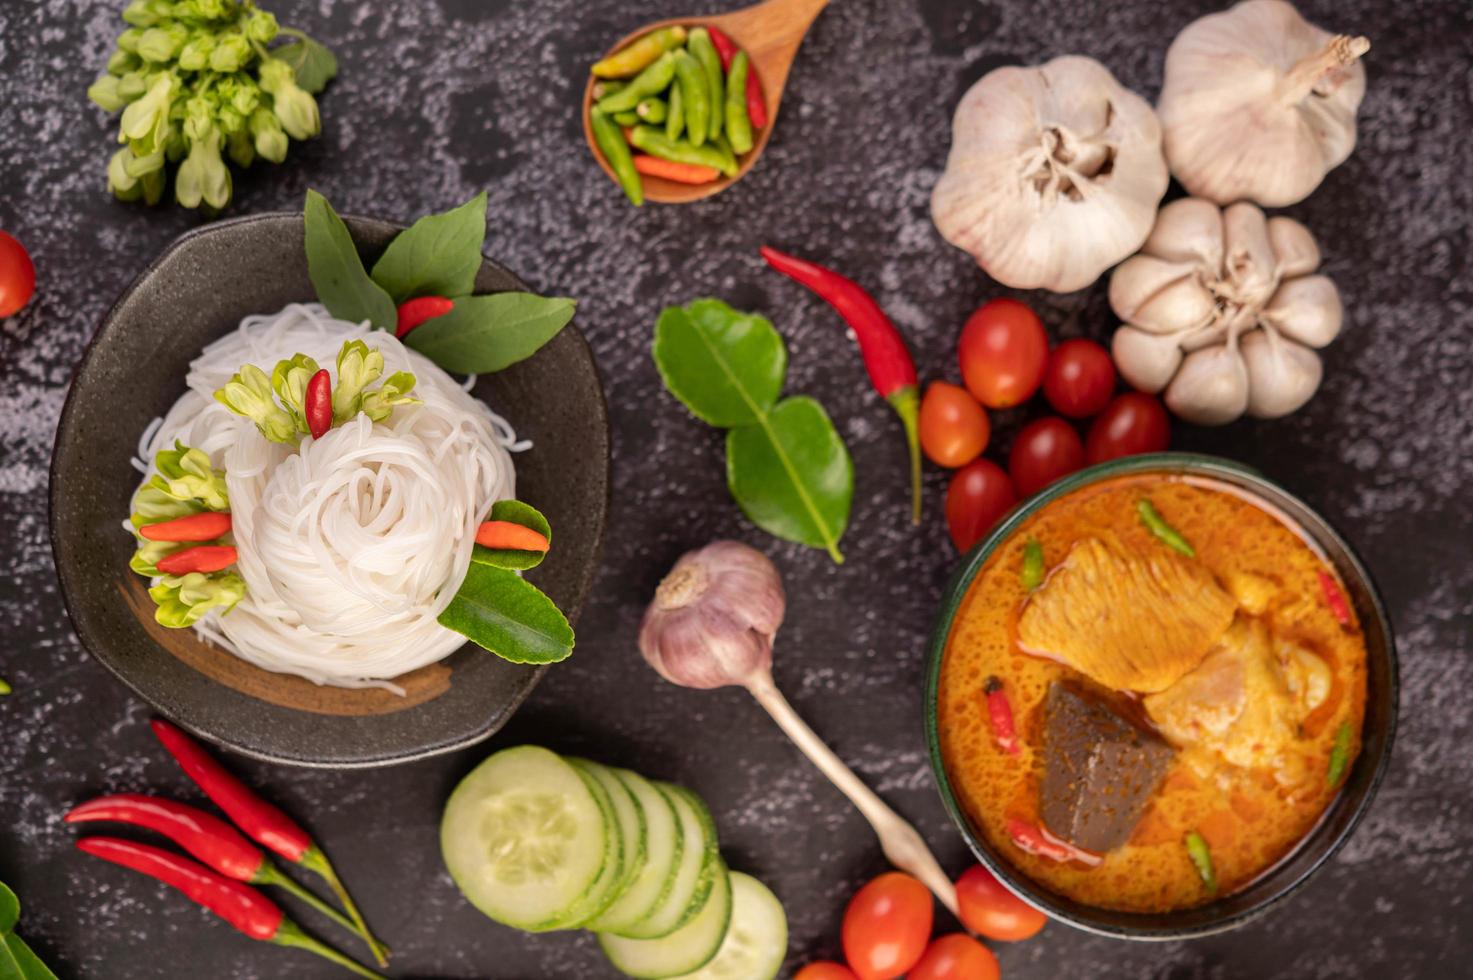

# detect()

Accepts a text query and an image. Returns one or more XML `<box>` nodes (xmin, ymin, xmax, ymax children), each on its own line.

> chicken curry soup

<box><xmin>937</xmin><ymin>474</ymin><xmax>1366</xmax><ymax>913</ymax></box>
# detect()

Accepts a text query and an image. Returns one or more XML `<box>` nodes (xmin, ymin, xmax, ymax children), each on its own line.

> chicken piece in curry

<box><xmin>937</xmin><ymin>474</ymin><xmax>1366</xmax><ymax>913</ymax></box>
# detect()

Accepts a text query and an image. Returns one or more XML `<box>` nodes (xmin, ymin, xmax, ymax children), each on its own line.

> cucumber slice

<box><xmin>588</xmin><ymin>772</ymin><xmax>684</xmax><ymax>934</ymax></box>
<box><xmin>565</xmin><ymin>759</ymin><xmax>646</xmax><ymax>926</ymax></box>
<box><xmin>600</xmin><ymin>859</ymin><xmax>733</xmax><ymax>978</ymax></box>
<box><xmin>671</xmin><ymin>873</ymin><xmax>788</xmax><ymax>980</ymax></box>
<box><xmin>614</xmin><ymin>783</ymin><xmax>720</xmax><ymax>939</ymax></box>
<box><xmin>542</xmin><ymin>760</ymin><xmax>625</xmax><ymax>929</ymax></box>
<box><xmin>440</xmin><ymin>745</ymin><xmax>610</xmax><ymax>932</ymax></box>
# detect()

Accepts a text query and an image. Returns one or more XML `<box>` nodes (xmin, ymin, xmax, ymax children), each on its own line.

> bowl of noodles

<box><xmin>50</xmin><ymin>212</ymin><xmax>609</xmax><ymax>767</ymax></box>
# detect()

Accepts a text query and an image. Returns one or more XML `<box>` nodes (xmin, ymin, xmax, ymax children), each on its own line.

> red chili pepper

<box><xmin>75</xmin><ymin>838</ymin><xmax>383</xmax><ymax>978</ymax></box>
<box><xmin>140</xmin><ymin>511</ymin><xmax>232</xmax><ymax>542</ymax></box>
<box><xmin>1006</xmin><ymin>818</ymin><xmax>1102</xmax><ymax>867</ymax></box>
<box><xmin>706</xmin><ymin>26</ymin><xmax>768</xmax><ymax>131</ymax></box>
<box><xmin>65</xmin><ymin>794</ymin><xmax>360</xmax><ymax>935</ymax></box>
<box><xmin>475</xmin><ymin>520</ymin><xmax>550</xmax><ymax>552</ymax></box>
<box><xmin>155</xmin><ymin>545</ymin><xmax>238</xmax><ymax>576</ymax></box>
<box><xmin>1317</xmin><ymin>569</ymin><xmax>1352</xmax><ymax>627</ymax></box>
<box><xmin>707</xmin><ymin>24</ymin><xmax>738</xmax><ymax>68</ymax></box>
<box><xmin>149</xmin><ymin>719</ymin><xmax>388</xmax><ymax>965</ymax></box>
<box><xmin>983</xmin><ymin>676</ymin><xmax>1020</xmax><ymax>756</ymax></box>
<box><xmin>305</xmin><ymin>368</ymin><xmax>332</xmax><ymax>440</ymax></box>
<box><xmin>759</xmin><ymin>246</ymin><xmax>922</xmax><ymax>523</ymax></box>
<box><xmin>395</xmin><ymin>295</ymin><xmax>454</xmax><ymax>338</ymax></box>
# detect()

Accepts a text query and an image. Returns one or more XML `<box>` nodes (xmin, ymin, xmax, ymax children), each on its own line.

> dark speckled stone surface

<box><xmin>1</xmin><ymin>0</ymin><xmax>1470</xmax><ymax>977</ymax></box>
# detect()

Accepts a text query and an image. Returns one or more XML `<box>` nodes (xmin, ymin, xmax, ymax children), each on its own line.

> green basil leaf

<box><xmin>5</xmin><ymin>935</ymin><xmax>58</xmax><ymax>980</ymax></box>
<box><xmin>404</xmin><ymin>293</ymin><xmax>575</xmax><ymax>373</ymax></box>
<box><xmin>652</xmin><ymin>299</ymin><xmax>786</xmax><ymax>427</ymax></box>
<box><xmin>304</xmin><ymin>190</ymin><xmax>397</xmax><ymax>331</ymax></box>
<box><xmin>370</xmin><ymin>192</ymin><xmax>487</xmax><ymax>303</ymax></box>
<box><xmin>726</xmin><ymin>396</ymin><xmax>853</xmax><ymax>563</ymax></box>
<box><xmin>270</xmin><ymin>37</ymin><xmax>337</xmax><ymax>94</ymax></box>
<box><xmin>439</xmin><ymin>563</ymin><xmax>573</xmax><ymax>664</ymax></box>
<box><xmin>0</xmin><ymin>882</ymin><xmax>17</xmax><ymax>934</ymax></box>
<box><xmin>472</xmin><ymin>499</ymin><xmax>551</xmax><ymax>570</ymax></box>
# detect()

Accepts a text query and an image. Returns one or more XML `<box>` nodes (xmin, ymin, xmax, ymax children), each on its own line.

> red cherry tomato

<box><xmin>796</xmin><ymin>964</ymin><xmax>861</xmax><ymax>980</ymax></box>
<box><xmin>0</xmin><ymin>231</ymin><xmax>36</xmax><ymax>318</ymax></box>
<box><xmin>955</xmin><ymin>864</ymin><xmax>1047</xmax><ymax>942</ymax></box>
<box><xmin>957</xmin><ymin>298</ymin><xmax>1048</xmax><ymax>409</ymax></box>
<box><xmin>1008</xmin><ymin>417</ymin><xmax>1085</xmax><ymax>498</ymax></box>
<box><xmin>945</xmin><ymin>459</ymin><xmax>1017</xmax><ymax>553</ymax></box>
<box><xmin>1043</xmin><ymin>338</ymin><xmax>1116</xmax><ymax>418</ymax></box>
<box><xmin>1085</xmin><ymin>392</ymin><xmax>1170</xmax><ymax>464</ymax></box>
<box><xmin>841</xmin><ymin>872</ymin><xmax>933</xmax><ymax>980</ymax></box>
<box><xmin>919</xmin><ymin>381</ymin><xmax>990</xmax><ymax>468</ymax></box>
<box><xmin>908</xmin><ymin>934</ymin><xmax>1001</xmax><ymax>980</ymax></box>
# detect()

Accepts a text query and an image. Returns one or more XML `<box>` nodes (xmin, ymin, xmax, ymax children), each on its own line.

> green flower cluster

<box><xmin>128</xmin><ymin>441</ymin><xmax>243</xmax><ymax>628</ymax></box>
<box><xmin>87</xmin><ymin>0</ymin><xmax>335</xmax><ymax>211</ymax></box>
<box><xmin>214</xmin><ymin>340</ymin><xmax>419</xmax><ymax>444</ymax></box>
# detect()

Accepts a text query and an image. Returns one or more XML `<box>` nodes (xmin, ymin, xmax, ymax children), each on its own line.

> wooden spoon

<box><xmin>581</xmin><ymin>0</ymin><xmax>829</xmax><ymax>204</ymax></box>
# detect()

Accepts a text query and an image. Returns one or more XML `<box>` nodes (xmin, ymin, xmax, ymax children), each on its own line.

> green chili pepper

<box><xmin>1326</xmin><ymin>720</ymin><xmax>1353</xmax><ymax>787</ymax></box>
<box><xmin>1185</xmin><ymin>831</ymin><xmax>1218</xmax><ymax>895</ymax></box>
<box><xmin>1021</xmin><ymin>538</ymin><xmax>1045</xmax><ymax>590</ymax></box>
<box><xmin>0</xmin><ymin>677</ymin><xmax>10</xmax><ymax>696</ymax></box>
<box><xmin>665</xmin><ymin>81</ymin><xmax>684</xmax><ymax>141</ymax></box>
<box><xmin>672</xmin><ymin>50</ymin><xmax>709</xmax><ymax>148</ymax></box>
<box><xmin>613</xmin><ymin>110</ymin><xmax>640</xmax><ymax>126</ymax></box>
<box><xmin>708</xmin><ymin>134</ymin><xmax>737</xmax><ymax>175</ymax></box>
<box><xmin>725</xmin><ymin>50</ymin><xmax>753</xmax><ymax>154</ymax></box>
<box><xmin>687</xmin><ymin>28</ymin><xmax>724</xmax><ymax>142</ymax></box>
<box><xmin>590</xmin><ymin>107</ymin><xmax>643</xmax><ymax>206</ymax></box>
<box><xmin>628</xmin><ymin>126</ymin><xmax>737</xmax><ymax>177</ymax></box>
<box><xmin>635</xmin><ymin>96</ymin><xmax>667</xmax><ymax>124</ymax></box>
<box><xmin>592</xmin><ymin>79</ymin><xmax>626</xmax><ymax>101</ymax></box>
<box><xmin>1137</xmin><ymin>499</ymin><xmax>1195</xmax><ymax>557</ymax></box>
<box><xmin>591</xmin><ymin>25</ymin><xmax>687</xmax><ymax>79</ymax></box>
<box><xmin>597</xmin><ymin>51</ymin><xmax>677</xmax><ymax>114</ymax></box>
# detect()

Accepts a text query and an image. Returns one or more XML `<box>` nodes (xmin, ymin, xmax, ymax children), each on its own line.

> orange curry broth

<box><xmin>936</xmin><ymin>474</ymin><xmax>1367</xmax><ymax>913</ymax></box>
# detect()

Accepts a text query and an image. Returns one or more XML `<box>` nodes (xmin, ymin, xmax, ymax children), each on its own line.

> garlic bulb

<box><xmin>638</xmin><ymin>540</ymin><xmax>784</xmax><ymax>689</ymax></box>
<box><xmin>1159</xmin><ymin>0</ymin><xmax>1370</xmax><ymax>207</ymax></box>
<box><xmin>1110</xmin><ymin>198</ymin><xmax>1342</xmax><ymax>425</ymax></box>
<box><xmin>931</xmin><ymin>55</ymin><xmax>1170</xmax><ymax>293</ymax></box>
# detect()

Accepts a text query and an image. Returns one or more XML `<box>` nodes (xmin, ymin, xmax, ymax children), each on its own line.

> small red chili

<box><xmin>475</xmin><ymin>521</ymin><xmax>550</xmax><ymax>552</ymax></box>
<box><xmin>707</xmin><ymin>24</ymin><xmax>738</xmax><ymax>68</ymax></box>
<box><xmin>1317</xmin><ymin>570</ymin><xmax>1352</xmax><ymax>627</ymax></box>
<box><xmin>983</xmin><ymin>676</ymin><xmax>1020</xmax><ymax>756</ymax></box>
<box><xmin>305</xmin><ymin>368</ymin><xmax>332</xmax><ymax>439</ymax></box>
<box><xmin>1006</xmin><ymin>818</ymin><xmax>1102</xmax><ymax>867</ymax></box>
<box><xmin>139</xmin><ymin>511</ymin><xmax>232</xmax><ymax>543</ymax></box>
<box><xmin>759</xmin><ymin>246</ymin><xmax>921</xmax><ymax>522</ymax></box>
<box><xmin>705</xmin><ymin>26</ymin><xmax>767</xmax><ymax>128</ymax></box>
<box><xmin>155</xmin><ymin>545</ymin><xmax>238</xmax><ymax>576</ymax></box>
<box><xmin>395</xmin><ymin>296</ymin><xmax>455</xmax><ymax>338</ymax></box>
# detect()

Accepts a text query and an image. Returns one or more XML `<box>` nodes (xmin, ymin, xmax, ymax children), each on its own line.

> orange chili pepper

<box><xmin>140</xmin><ymin>512</ymin><xmax>232</xmax><ymax>542</ymax></box>
<box><xmin>156</xmin><ymin>545</ymin><xmax>238</xmax><ymax>576</ymax></box>
<box><xmin>475</xmin><ymin>521</ymin><xmax>549</xmax><ymax>552</ymax></box>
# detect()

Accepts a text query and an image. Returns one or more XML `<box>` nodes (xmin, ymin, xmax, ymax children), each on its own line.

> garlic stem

<box><xmin>743</xmin><ymin>666</ymin><xmax>959</xmax><ymax>916</ymax></box>
<box><xmin>1277</xmin><ymin>35</ymin><xmax>1371</xmax><ymax>105</ymax></box>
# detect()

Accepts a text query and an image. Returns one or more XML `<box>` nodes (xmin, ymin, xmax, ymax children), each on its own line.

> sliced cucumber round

<box><xmin>440</xmin><ymin>745</ymin><xmax>609</xmax><ymax>932</ymax></box>
<box><xmin>614</xmin><ymin>783</ymin><xmax>720</xmax><ymax>939</ymax></box>
<box><xmin>600</xmin><ymin>859</ymin><xmax>733</xmax><ymax>979</ymax></box>
<box><xmin>542</xmin><ymin>760</ymin><xmax>625</xmax><ymax>930</ymax></box>
<box><xmin>564</xmin><ymin>759</ymin><xmax>646</xmax><ymax>927</ymax></box>
<box><xmin>588</xmin><ymin>771</ymin><xmax>684</xmax><ymax>934</ymax></box>
<box><xmin>671</xmin><ymin>873</ymin><xmax>787</xmax><ymax>980</ymax></box>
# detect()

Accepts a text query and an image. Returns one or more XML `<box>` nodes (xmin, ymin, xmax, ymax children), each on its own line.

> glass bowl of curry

<box><xmin>924</xmin><ymin>453</ymin><xmax>1396</xmax><ymax>939</ymax></box>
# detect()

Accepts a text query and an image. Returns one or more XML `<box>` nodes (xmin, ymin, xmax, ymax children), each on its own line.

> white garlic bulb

<box><xmin>1110</xmin><ymin>198</ymin><xmax>1342</xmax><ymax>425</ymax></box>
<box><xmin>931</xmin><ymin>55</ymin><xmax>1170</xmax><ymax>293</ymax></box>
<box><xmin>1159</xmin><ymin>0</ymin><xmax>1369</xmax><ymax>207</ymax></box>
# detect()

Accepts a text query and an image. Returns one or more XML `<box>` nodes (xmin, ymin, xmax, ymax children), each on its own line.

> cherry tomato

<box><xmin>1085</xmin><ymin>392</ymin><xmax>1170</xmax><ymax>464</ymax></box>
<box><xmin>945</xmin><ymin>459</ymin><xmax>1016</xmax><ymax>553</ymax></box>
<box><xmin>1008</xmin><ymin>417</ymin><xmax>1085</xmax><ymax>498</ymax></box>
<box><xmin>956</xmin><ymin>864</ymin><xmax>1047</xmax><ymax>942</ymax></box>
<box><xmin>1043</xmin><ymin>338</ymin><xmax>1116</xmax><ymax>418</ymax></box>
<box><xmin>957</xmin><ymin>298</ymin><xmax>1048</xmax><ymax>409</ymax></box>
<box><xmin>795</xmin><ymin>964</ymin><xmax>861</xmax><ymax>980</ymax></box>
<box><xmin>908</xmin><ymin>934</ymin><xmax>1001</xmax><ymax>980</ymax></box>
<box><xmin>920</xmin><ymin>381</ymin><xmax>990</xmax><ymax>468</ymax></box>
<box><xmin>0</xmin><ymin>231</ymin><xmax>36</xmax><ymax>318</ymax></box>
<box><xmin>841</xmin><ymin>872</ymin><xmax>933</xmax><ymax>980</ymax></box>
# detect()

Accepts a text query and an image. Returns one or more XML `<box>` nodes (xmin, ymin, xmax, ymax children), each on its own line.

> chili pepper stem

<box><xmin>887</xmin><ymin>386</ymin><xmax>922</xmax><ymax>524</ymax></box>
<box><xmin>256</xmin><ymin>863</ymin><xmax>367</xmax><ymax>944</ymax></box>
<box><xmin>300</xmin><ymin>847</ymin><xmax>388</xmax><ymax>967</ymax></box>
<box><xmin>273</xmin><ymin>919</ymin><xmax>386</xmax><ymax>980</ymax></box>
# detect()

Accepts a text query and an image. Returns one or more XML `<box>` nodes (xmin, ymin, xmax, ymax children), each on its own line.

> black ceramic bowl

<box><xmin>923</xmin><ymin>453</ymin><xmax>1397</xmax><ymax>939</ymax></box>
<box><xmin>50</xmin><ymin>213</ymin><xmax>609</xmax><ymax>768</ymax></box>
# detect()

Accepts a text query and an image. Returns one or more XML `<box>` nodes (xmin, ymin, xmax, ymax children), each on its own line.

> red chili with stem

<box><xmin>706</xmin><ymin>26</ymin><xmax>767</xmax><ymax>129</ymax></box>
<box><xmin>149</xmin><ymin>719</ymin><xmax>388</xmax><ymax>965</ymax></box>
<box><xmin>139</xmin><ymin>511</ymin><xmax>232</xmax><ymax>542</ymax></box>
<box><xmin>305</xmin><ymin>369</ymin><xmax>332</xmax><ymax>440</ymax></box>
<box><xmin>983</xmin><ymin>676</ymin><xmax>1020</xmax><ymax>756</ymax></box>
<box><xmin>155</xmin><ymin>545</ymin><xmax>237</xmax><ymax>576</ymax></box>
<box><xmin>759</xmin><ymin>245</ymin><xmax>922</xmax><ymax>522</ymax></box>
<box><xmin>75</xmin><ymin>838</ymin><xmax>383</xmax><ymax>979</ymax></box>
<box><xmin>396</xmin><ymin>296</ymin><xmax>454</xmax><ymax>338</ymax></box>
<box><xmin>65</xmin><ymin>795</ymin><xmax>359</xmax><ymax>936</ymax></box>
<box><xmin>1317</xmin><ymin>570</ymin><xmax>1352</xmax><ymax>626</ymax></box>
